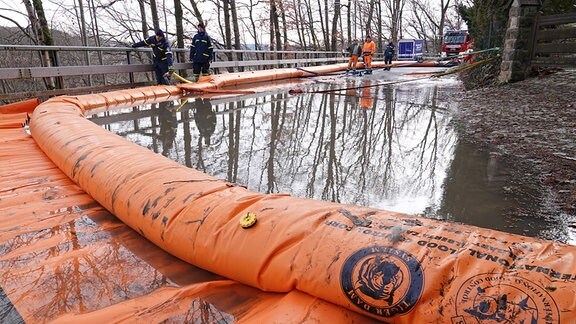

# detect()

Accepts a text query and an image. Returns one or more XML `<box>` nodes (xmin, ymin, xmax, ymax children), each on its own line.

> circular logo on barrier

<box><xmin>453</xmin><ymin>274</ymin><xmax>560</xmax><ymax>323</ymax></box>
<box><xmin>340</xmin><ymin>246</ymin><xmax>424</xmax><ymax>317</ymax></box>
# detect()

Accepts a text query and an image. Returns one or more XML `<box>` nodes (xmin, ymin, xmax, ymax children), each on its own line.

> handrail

<box><xmin>0</xmin><ymin>45</ymin><xmax>351</xmax><ymax>101</ymax></box>
<box><xmin>0</xmin><ymin>44</ymin><xmax>344</xmax><ymax>56</ymax></box>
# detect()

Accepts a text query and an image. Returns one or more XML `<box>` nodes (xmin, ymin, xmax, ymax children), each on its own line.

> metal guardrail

<box><xmin>0</xmin><ymin>45</ymin><xmax>348</xmax><ymax>80</ymax></box>
<box><xmin>0</xmin><ymin>45</ymin><xmax>351</xmax><ymax>101</ymax></box>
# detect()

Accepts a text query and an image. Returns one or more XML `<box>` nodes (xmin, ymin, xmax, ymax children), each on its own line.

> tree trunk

<box><xmin>439</xmin><ymin>0</ymin><xmax>451</xmax><ymax>52</ymax></box>
<box><xmin>346</xmin><ymin>0</ymin><xmax>351</xmax><ymax>42</ymax></box>
<box><xmin>75</xmin><ymin>0</ymin><xmax>92</xmax><ymax>86</ymax></box>
<box><xmin>230</xmin><ymin>0</ymin><xmax>241</xmax><ymax>50</ymax></box>
<box><xmin>25</xmin><ymin>0</ymin><xmax>56</xmax><ymax>90</ymax></box>
<box><xmin>174</xmin><ymin>0</ymin><xmax>187</xmax><ymax>76</ymax></box>
<box><xmin>270</xmin><ymin>0</ymin><xmax>282</xmax><ymax>51</ymax></box>
<box><xmin>247</xmin><ymin>0</ymin><xmax>260</xmax><ymax>50</ymax></box>
<box><xmin>223</xmin><ymin>0</ymin><xmax>232</xmax><ymax>49</ymax></box>
<box><xmin>188</xmin><ymin>0</ymin><xmax>204</xmax><ymax>25</ymax></box>
<box><xmin>316</xmin><ymin>0</ymin><xmax>327</xmax><ymax>50</ymax></box>
<box><xmin>295</xmin><ymin>0</ymin><xmax>306</xmax><ymax>49</ymax></box>
<box><xmin>222</xmin><ymin>0</ymin><xmax>234</xmax><ymax>71</ymax></box>
<box><xmin>150</xmin><ymin>0</ymin><xmax>160</xmax><ymax>31</ymax></box>
<box><xmin>383</xmin><ymin>0</ymin><xmax>406</xmax><ymax>43</ymax></box>
<box><xmin>138</xmin><ymin>0</ymin><xmax>148</xmax><ymax>39</ymax></box>
<box><xmin>331</xmin><ymin>0</ymin><xmax>341</xmax><ymax>51</ymax></box>
<box><xmin>305</xmin><ymin>0</ymin><xmax>320</xmax><ymax>49</ymax></box>
<box><xmin>376</xmin><ymin>1</ymin><xmax>383</xmax><ymax>50</ymax></box>
<box><xmin>277</xmin><ymin>0</ymin><xmax>288</xmax><ymax>49</ymax></box>
<box><xmin>76</xmin><ymin>0</ymin><xmax>88</xmax><ymax>46</ymax></box>
<box><xmin>365</xmin><ymin>0</ymin><xmax>376</xmax><ymax>36</ymax></box>
<box><xmin>89</xmin><ymin>0</ymin><xmax>105</xmax><ymax>84</ymax></box>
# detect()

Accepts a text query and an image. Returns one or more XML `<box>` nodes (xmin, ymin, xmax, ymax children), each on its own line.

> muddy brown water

<box><xmin>89</xmin><ymin>69</ymin><xmax>574</xmax><ymax>244</ymax></box>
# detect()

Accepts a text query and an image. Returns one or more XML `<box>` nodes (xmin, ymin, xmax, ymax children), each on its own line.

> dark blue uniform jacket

<box><xmin>190</xmin><ymin>32</ymin><xmax>214</xmax><ymax>64</ymax></box>
<box><xmin>133</xmin><ymin>36</ymin><xmax>173</xmax><ymax>66</ymax></box>
<box><xmin>385</xmin><ymin>43</ymin><xmax>395</xmax><ymax>56</ymax></box>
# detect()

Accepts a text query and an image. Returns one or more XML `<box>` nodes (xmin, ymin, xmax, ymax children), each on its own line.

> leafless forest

<box><xmin>1</xmin><ymin>0</ymin><xmax>464</xmax><ymax>54</ymax></box>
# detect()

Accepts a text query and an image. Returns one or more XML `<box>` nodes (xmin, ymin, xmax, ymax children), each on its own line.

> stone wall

<box><xmin>498</xmin><ymin>0</ymin><xmax>541</xmax><ymax>83</ymax></box>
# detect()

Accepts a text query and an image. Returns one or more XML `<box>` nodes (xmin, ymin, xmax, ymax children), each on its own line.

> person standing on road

<box><xmin>190</xmin><ymin>23</ymin><xmax>214</xmax><ymax>82</ymax></box>
<box><xmin>132</xmin><ymin>29</ymin><xmax>174</xmax><ymax>85</ymax></box>
<box><xmin>384</xmin><ymin>40</ymin><xmax>395</xmax><ymax>71</ymax></box>
<box><xmin>346</xmin><ymin>39</ymin><xmax>362</xmax><ymax>74</ymax></box>
<box><xmin>362</xmin><ymin>35</ymin><xmax>376</xmax><ymax>74</ymax></box>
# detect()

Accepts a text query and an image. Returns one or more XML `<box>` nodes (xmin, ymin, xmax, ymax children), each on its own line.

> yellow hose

<box><xmin>172</xmin><ymin>72</ymin><xmax>193</xmax><ymax>84</ymax></box>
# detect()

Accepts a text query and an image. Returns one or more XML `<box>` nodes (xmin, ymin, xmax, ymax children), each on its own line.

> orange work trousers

<box><xmin>363</xmin><ymin>55</ymin><xmax>372</xmax><ymax>69</ymax></box>
<box><xmin>347</xmin><ymin>55</ymin><xmax>359</xmax><ymax>70</ymax></box>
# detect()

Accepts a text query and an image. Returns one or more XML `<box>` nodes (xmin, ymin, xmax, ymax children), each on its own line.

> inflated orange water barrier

<box><xmin>0</xmin><ymin>117</ymin><xmax>376</xmax><ymax>323</ymax></box>
<box><xmin>29</xmin><ymin>66</ymin><xmax>576</xmax><ymax>322</ymax></box>
<box><xmin>177</xmin><ymin>61</ymin><xmax>439</xmax><ymax>93</ymax></box>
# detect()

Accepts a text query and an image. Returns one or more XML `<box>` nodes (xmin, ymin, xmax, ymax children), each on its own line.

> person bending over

<box><xmin>132</xmin><ymin>29</ymin><xmax>173</xmax><ymax>85</ymax></box>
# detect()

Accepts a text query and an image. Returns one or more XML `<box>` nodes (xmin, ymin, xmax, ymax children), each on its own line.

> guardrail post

<box><xmin>126</xmin><ymin>51</ymin><xmax>135</xmax><ymax>84</ymax></box>
<box><xmin>51</xmin><ymin>50</ymin><xmax>64</xmax><ymax>90</ymax></box>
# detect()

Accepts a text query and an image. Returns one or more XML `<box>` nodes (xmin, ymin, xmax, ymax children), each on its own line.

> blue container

<box><xmin>397</xmin><ymin>39</ymin><xmax>424</xmax><ymax>60</ymax></box>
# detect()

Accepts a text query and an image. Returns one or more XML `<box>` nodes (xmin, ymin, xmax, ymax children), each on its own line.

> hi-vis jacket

<box><xmin>133</xmin><ymin>36</ymin><xmax>173</xmax><ymax>66</ymax></box>
<box><xmin>362</xmin><ymin>40</ymin><xmax>376</xmax><ymax>56</ymax></box>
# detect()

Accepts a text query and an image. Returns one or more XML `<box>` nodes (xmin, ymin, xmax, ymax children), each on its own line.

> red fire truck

<box><xmin>441</xmin><ymin>30</ymin><xmax>474</xmax><ymax>58</ymax></box>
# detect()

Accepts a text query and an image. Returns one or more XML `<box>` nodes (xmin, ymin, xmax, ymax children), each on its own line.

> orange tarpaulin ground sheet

<box><xmin>0</xmin><ymin>104</ymin><xmax>376</xmax><ymax>323</ymax></box>
<box><xmin>0</xmin><ymin>98</ymin><xmax>39</xmax><ymax>115</ymax></box>
<box><xmin>2</xmin><ymin>64</ymin><xmax>576</xmax><ymax>323</ymax></box>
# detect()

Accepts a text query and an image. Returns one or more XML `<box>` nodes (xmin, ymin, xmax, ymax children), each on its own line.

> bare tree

<box><xmin>330</xmin><ymin>0</ymin><xmax>342</xmax><ymax>51</ymax></box>
<box><xmin>382</xmin><ymin>0</ymin><xmax>406</xmax><ymax>43</ymax></box>
<box><xmin>270</xmin><ymin>0</ymin><xmax>282</xmax><ymax>50</ymax></box>
<box><xmin>223</xmin><ymin>0</ymin><xmax>232</xmax><ymax>49</ymax></box>
<box><xmin>138</xmin><ymin>0</ymin><xmax>148</xmax><ymax>39</ymax></box>
<box><xmin>150</xmin><ymin>0</ymin><xmax>160</xmax><ymax>30</ymax></box>
<box><xmin>276</xmin><ymin>0</ymin><xmax>288</xmax><ymax>48</ymax></box>
<box><xmin>364</xmin><ymin>0</ymin><xmax>376</xmax><ymax>37</ymax></box>
<box><xmin>188</xmin><ymin>0</ymin><xmax>204</xmax><ymax>25</ymax></box>
<box><xmin>0</xmin><ymin>8</ymin><xmax>33</xmax><ymax>39</ymax></box>
<box><xmin>405</xmin><ymin>0</ymin><xmax>456</xmax><ymax>55</ymax></box>
<box><xmin>304</xmin><ymin>0</ymin><xmax>320</xmax><ymax>49</ymax></box>
<box><xmin>316</xmin><ymin>0</ymin><xmax>328</xmax><ymax>49</ymax></box>
<box><xmin>345</xmin><ymin>0</ymin><xmax>351</xmax><ymax>42</ymax></box>
<box><xmin>243</xmin><ymin>0</ymin><xmax>262</xmax><ymax>49</ymax></box>
<box><xmin>174</xmin><ymin>0</ymin><xmax>187</xmax><ymax>76</ymax></box>
<box><xmin>23</xmin><ymin>0</ymin><xmax>57</xmax><ymax>89</ymax></box>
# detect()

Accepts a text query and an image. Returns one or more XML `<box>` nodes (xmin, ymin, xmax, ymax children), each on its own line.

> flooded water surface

<box><xmin>89</xmin><ymin>69</ymin><xmax>573</xmax><ymax>244</ymax></box>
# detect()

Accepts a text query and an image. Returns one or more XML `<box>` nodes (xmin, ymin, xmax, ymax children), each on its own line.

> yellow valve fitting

<box><xmin>239</xmin><ymin>212</ymin><xmax>257</xmax><ymax>229</ymax></box>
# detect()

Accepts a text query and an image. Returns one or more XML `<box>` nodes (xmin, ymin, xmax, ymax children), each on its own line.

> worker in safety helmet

<box><xmin>362</xmin><ymin>35</ymin><xmax>376</xmax><ymax>74</ymax></box>
<box><xmin>132</xmin><ymin>29</ymin><xmax>174</xmax><ymax>85</ymax></box>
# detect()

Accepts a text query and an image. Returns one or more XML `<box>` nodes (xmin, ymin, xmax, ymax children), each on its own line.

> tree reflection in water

<box><xmin>0</xmin><ymin>210</ymin><xmax>225</xmax><ymax>321</ymax></box>
<box><xmin>93</xmin><ymin>81</ymin><xmax>455</xmax><ymax>215</ymax></box>
<box><xmin>89</xmin><ymin>77</ymin><xmax>558</xmax><ymax>239</ymax></box>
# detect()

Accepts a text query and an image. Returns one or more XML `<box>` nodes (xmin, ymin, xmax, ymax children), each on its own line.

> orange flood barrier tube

<box><xmin>30</xmin><ymin>67</ymin><xmax>576</xmax><ymax>322</ymax></box>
